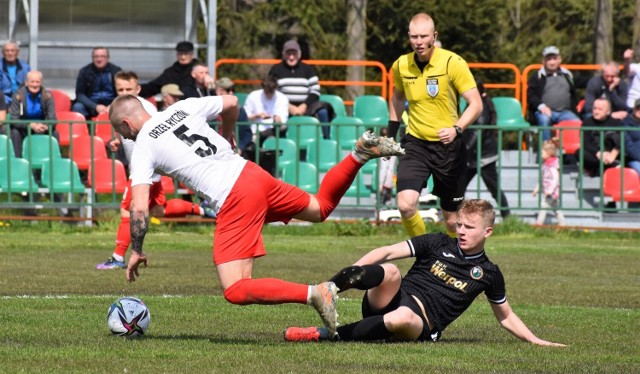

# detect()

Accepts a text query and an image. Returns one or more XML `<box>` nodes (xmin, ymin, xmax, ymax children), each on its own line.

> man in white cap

<box><xmin>527</xmin><ymin>46</ymin><xmax>580</xmax><ymax>141</ymax></box>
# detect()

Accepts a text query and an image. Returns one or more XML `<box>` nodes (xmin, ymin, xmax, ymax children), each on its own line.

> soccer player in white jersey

<box><xmin>96</xmin><ymin>71</ymin><xmax>214</xmax><ymax>270</ymax></box>
<box><xmin>108</xmin><ymin>94</ymin><xmax>404</xmax><ymax>336</ymax></box>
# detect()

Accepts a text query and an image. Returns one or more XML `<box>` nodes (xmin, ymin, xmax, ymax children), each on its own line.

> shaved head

<box><xmin>109</xmin><ymin>95</ymin><xmax>146</xmax><ymax>139</ymax></box>
<box><xmin>408</xmin><ymin>13</ymin><xmax>437</xmax><ymax>61</ymax></box>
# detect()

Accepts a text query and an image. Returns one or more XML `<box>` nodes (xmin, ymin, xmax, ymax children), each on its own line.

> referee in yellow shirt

<box><xmin>388</xmin><ymin>12</ymin><xmax>482</xmax><ymax>236</ymax></box>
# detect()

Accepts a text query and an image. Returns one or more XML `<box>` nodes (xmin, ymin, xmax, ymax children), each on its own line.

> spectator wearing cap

<box><xmin>268</xmin><ymin>39</ymin><xmax>333</xmax><ymax>139</ymax></box>
<box><xmin>527</xmin><ymin>45</ymin><xmax>580</xmax><ymax>141</ymax></box>
<box><xmin>160</xmin><ymin>84</ymin><xmax>184</xmax><ymax>111</ymax></box>
<box><xmin>622</xmin><ymin>98</ymin><xmax>640</xmax><ymax>177</ymax></box>
<box><xmin>214</xmin><ymin>77</ymin><xmax>235</xmax><ymax>96</ymax></box>
<box><xmin>139</xmin><ymin>41</ymin><xmax>199</xmax><ymax>98</ymax></box>
<box><xmin>72</xmin><ymin>47</ymin><xmax>122</xmax><ymax>118</ymax></box>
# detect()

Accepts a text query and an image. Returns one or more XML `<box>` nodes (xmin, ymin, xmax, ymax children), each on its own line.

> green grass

<box><xmin>1</xmin><ymin>221</ymin><xmax>639</xmax><ymax>373</ymax></box>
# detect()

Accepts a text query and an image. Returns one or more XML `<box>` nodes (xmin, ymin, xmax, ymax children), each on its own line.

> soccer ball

<box><xmin>107</xmin><ymin>297</ymin><xmax>151</xmax><ymax>337</ymax></box>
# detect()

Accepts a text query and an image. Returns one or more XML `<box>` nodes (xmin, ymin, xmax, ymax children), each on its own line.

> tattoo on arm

<box><xmin>130</xmin><ymin>210</ymin><xmax>149</xmax><ymax>255</ymax></box>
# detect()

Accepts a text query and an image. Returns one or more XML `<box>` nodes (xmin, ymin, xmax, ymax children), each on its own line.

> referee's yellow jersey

<box><xmin>391</xmin><ymin>48</ymin><xmax>476</xmax><ymax>141</ymax></box>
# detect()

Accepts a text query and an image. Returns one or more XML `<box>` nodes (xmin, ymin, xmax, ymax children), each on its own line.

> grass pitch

<box><xmin>0</xmin><ymin>221</ymin><xmax>639</xmax><ymax>373</ymax></box>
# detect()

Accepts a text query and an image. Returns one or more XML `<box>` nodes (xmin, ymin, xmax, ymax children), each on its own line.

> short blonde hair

<box><xmin>458</xmin><ymin>199</ymin><xmax>496</xmax><ymax>227</ymax></box>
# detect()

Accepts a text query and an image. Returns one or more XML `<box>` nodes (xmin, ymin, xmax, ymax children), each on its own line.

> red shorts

<box><xmin>213</xmin><ymin>162</ymin><xmax>310</xmax><ymax>265</ymax></box>
<box><xmin>120</xmin><ymin>179</ymin><xmax>166</xmax><ymax>210</ymax></box>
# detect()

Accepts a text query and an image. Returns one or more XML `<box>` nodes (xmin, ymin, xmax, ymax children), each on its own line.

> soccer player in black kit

<box><xmin>285</xmin><ymin>199</ymin><xmax>565</xmax><ymax>347</ymax></box>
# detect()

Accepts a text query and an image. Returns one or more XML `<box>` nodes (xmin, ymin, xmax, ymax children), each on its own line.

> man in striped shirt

<box><xmin>269</xmin><ymin>39</ymin><xmax>331</xmax><ymax>139</ymax></box>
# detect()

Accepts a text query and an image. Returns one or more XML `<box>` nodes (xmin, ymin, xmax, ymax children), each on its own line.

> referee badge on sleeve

<box><xmin>427</xmin><ymin>79</ymin><xmax>439</xmax><ymax>97</ymax></box>
<box><xmin>470</xmin><ymin>266</ymin><xmax>484</xmax><ymax>280</ymax></box>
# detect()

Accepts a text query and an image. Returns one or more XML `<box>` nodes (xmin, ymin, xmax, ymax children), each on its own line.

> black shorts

<box><xmin>396</xmin><ymin>133</ymin><xmax>467</xmax><ymax>212</ymax></box>
<box><xmin>361</xmin><ymin>288</ymin><xmax>440</xmax><ymax>342</ymax></box>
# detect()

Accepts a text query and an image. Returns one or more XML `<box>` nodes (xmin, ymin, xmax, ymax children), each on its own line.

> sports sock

<box><xmin>315</xmin><ymin>155</ymin><xmax>363</xmax><ymax>220</ymax></box>
<box><xmin>164</xmin><ymin>199</ymin><xmax>202</xmax><ymax>217</ymax></box>
<box><xmin>401</xmin><ymin>210</ymin><xmax>427</xmax><ymax>237</ymax></box>
<box><xmin>113</xmin><ymin>217</ymin><xmax>130</xmax><ymax>258</ymax></box>
<box><xmin>357</xmin><ymin>265</ymin><xmax>386</xmax><ymax>289</ymax></box>
<box><xmin>336</xmin><ymin>315</ymin><xmax>393</xmax><ymax>341</ymax></box>
<box><xmin>223</xmin><ymin>278</ymin><xmax>308</xmax><ymax>305</ymax></box>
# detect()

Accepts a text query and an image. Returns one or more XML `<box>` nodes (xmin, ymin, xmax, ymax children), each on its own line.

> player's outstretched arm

<box><xmin>127</xmin><ymin>185</ymin><xmax>151</xmax><ymax>282</ymax></box>
<box><xmin>353</xmin><ymin>241</ymin><xmax>413</xmax><ymax>266</ymax></box>
<box><xmin>490</xmin><ymin>301</ymin><xmax>566</xmax><ymax>347</ymax></box>
<box><xmin>219</xmin><ymin>95</ymin><xmax>239</xmax><ymax>147</ymax></box>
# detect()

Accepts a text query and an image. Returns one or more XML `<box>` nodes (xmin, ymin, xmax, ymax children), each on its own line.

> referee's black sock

<box><xmin>336</xmin><ymin>315</ymin><xmax>393</xmax><ymax>341</ymax></box>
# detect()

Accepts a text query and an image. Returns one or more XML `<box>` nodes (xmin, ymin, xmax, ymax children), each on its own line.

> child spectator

<box><xmin>533</xmin><ymin>140</ymin><xmax>565</xmax><ymax>226</ymax></box>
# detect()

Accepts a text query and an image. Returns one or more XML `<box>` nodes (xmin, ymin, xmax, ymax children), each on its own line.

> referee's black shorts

<box><xmin>396</xmin><ymin>133</ymin><xmax>467</xmax><ymax>212</ymax></box>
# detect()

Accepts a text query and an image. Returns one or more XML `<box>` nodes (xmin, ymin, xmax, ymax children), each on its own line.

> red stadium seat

<box><xmin>603</xmin><ymin>167</ymin><xmax>640</xmax><ymax>202</ymax></box>
<box><xmin>87</xmin><ymin>159</ymin><xmax>127</xmax><ymax>194</ymax></box>
<box><xmin>56</xmin><ymin>111</ymin><xmax>89</xmax><ymax>147</ymax></box>
<box><xmin>69</xmin><ymin>135</ymin><xmax>107</xmax><ymax>171</ymax></box>
<box><xmin>49</xmin><ymin>89</ymin><xmax>72</xmax><ymax>113</ymax></box>
<box><xmin>93</xmin><ymin>111</ymin><xmax>116</xmax><ymax>144</ymax></box>
<box><xmin>553</xmin><ymin>119</ymin><xmax>582</xmax><ymax>155</ymax></box>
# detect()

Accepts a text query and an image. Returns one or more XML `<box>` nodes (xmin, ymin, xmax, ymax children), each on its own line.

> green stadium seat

<box><xmin>234</xmin><ymin>92</ymin><xmax>248</xmax><ymax>107</ymax></box>
<box><xmin>353</xmin><ymin>95</ymin><xmax>389</xmax><ymax>127</ymax></box>
<box><xmin>262</xmin><ymin>137</ymin><xmax>297</xmax><ymax>175</ymax></box>
<box><xmin>492</xmin><ymin>97</ymin><xmax>530</xmax><ymax>129</ymax></box>
<box><xmin>330</xmin><ymin>116</ymin><xmax>364</xmax><ymax>151</ymax></box>
<box><xmin>22</xmin><ymin>135</ymin><xmax>62</xmax><ymax>169</ymax></box>
<box><xmin>282</xmin><ymin>161</ymin><xmax>318</xmax><ymax>193</ymax></box>
<box><xmin>0</xmin><ymin>158</ymin><xmax>39</xmax><ymax>193</ymax></box>
<box><xmin>345</xmin><ymin>171</ymin><xmax>374</xmax><ymax>197</ymax></box>
<box><xmin>0</xmin><ymin>134</ymin><xmax>15</xmax><ymax>161</ymax></box>
<box><xmin>320</xmin><ymin>94</ymin><xmax>347</xmax><ymax>117</ymax></box>
<box><xmin>306</xmin><ymin>139</ymin><xmax>338</xmax><ymax>172</ymax></box>
<box><xmin>286</xmin><ymin>116</ymin><xmax>321</xmax><ymax>150</ymax></box>
<box><xmin>41</xmin><ymin>158</ymin><xmax>86</xmax><ymax>193</ymax></box>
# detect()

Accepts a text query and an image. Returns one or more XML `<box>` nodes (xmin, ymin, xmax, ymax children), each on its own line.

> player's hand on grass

<box><xmin>126</xmin><ymin>252</ymin><xmax>148</xmax><ymax>282</ymax></box>
<box><xmin>533</xmin><ymin>339</ymin><xmax>566</xmax><ymax>347</ymax></box>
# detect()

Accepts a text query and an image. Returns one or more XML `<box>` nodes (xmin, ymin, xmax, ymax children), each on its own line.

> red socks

<box><xmin>164</xmin><ymin>199</ymin><xmax>201</xmax><ymax>217</ymax></box>
<box><xmin>315</xmin><ymin>155</ymin><xmax>363</xmax><ymax>220</ymax></box>
<box><xmin>223</xmin><ymin>278</ymin><xmax>308</xmax><ymax>305</ymax></box>
<box><xmin>114</xmin><ymin>217</ymin><xmax>130</xmax><ymax>258</ymax></box>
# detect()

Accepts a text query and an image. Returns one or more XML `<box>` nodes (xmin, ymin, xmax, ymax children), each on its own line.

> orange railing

<box><xmin>214</xmin><ymin>58</ymin><xmax>388</xmax><ymax>106</ymax></box>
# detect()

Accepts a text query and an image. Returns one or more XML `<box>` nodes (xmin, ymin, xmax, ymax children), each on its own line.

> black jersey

<box><xmin>402</xmin><ymin>233</ymin><xmax>506</xmax><ymax>332</ymax></box>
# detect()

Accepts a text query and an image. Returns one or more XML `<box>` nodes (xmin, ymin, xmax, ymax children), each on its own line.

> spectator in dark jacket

<box><xmin>527</xmin><ymin>46</ymin><xmax>580</xmax><ymax>141</ymax></box>
<box><xmin>72</xmin><ymin>47</ymin><xmax>122</xmax><ymax>118</ymax></box>
<box><xmin>4</xmin><ymin>70</ymin><xmax>57</xmax><ymax>157</ymax></box>
<box><xmin>576</xmin><ymin>98</ymin><xmax>620</xmax><ymax>176</ymax></box>
<box><xmin>463</xmin><ymin>80</ymin><xmax>510</xmax><ymax>218</ymax></box>
<box><xmin>582</xmin><ymin>61</ymin><xmax>628</xmax><ymax>120</ymax></box>
<box><xmin>139</xmin><ymin>41</ymin><xmax>199</xmax><ymax>98</ymax></box>
<box><xmin>623</xmin><ymin>99</ymin><xmax>640</xmax><ymax>177</ymax></box>
<box><xmin>1</xmin><ymin>41</ymin><xmax>30</xmax><ymax>106</ymax></box>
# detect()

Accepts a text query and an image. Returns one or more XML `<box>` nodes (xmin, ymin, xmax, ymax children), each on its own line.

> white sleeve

<box><xmin>129</xmin><ymin>146</ymin><xmax>155</xmax><ymax>187</ymax></box>
<box><xmin>183</xmin><ymin>97</ymin><xmax>224</xmax><ymax>122</ymax></box>
<box><xmin>243</xmin><ymin>91</ymin><xmax>259</xmax><ymax>118</ymax></box>
<box><xmin>276</xmin><ymin>93</ymin><xmax>289</xmax><ymax>123</ymax></box>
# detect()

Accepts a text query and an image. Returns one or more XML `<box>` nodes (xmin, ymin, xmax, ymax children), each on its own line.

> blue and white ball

<box><xmin>107</xmin><ymin>297</ymin><xmax>151</xmax><ymax>337</ymax></box>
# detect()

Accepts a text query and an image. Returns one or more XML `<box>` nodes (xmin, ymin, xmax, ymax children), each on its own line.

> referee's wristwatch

<box><xmin>453</xmin><ymin>125</ymin><xmax>463</xmax><ymax>136</ymax></box>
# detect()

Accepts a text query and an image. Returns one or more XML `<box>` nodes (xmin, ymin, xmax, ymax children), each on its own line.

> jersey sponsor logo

<box><xmin>442</xmin><ymin>252</ymin><xmax>455</xmax><ymax>259</ymax></box>
<box><xmin>430</xmin><ymin>260</ymin><xmax>468</xmax><ymax>292</ymax></box>
<box><xmin>427</xmin><ymin>79</ymin><xmax>439</xmax><ymax>97</ymax></box>
<box><xmin>470</xmin><ymin>266</ymin><xmax>484</xmax><ymax>280</ymax></box>
<box><xmin>149</xmin><ymin>110</ymin><xmax>190</xmax><ymax>139</ymax></box>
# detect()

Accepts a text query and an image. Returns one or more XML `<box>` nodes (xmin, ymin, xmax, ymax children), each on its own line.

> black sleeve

<box><xmin>408</xmin><ymin>233</ymin><xmax>448</xmax><ymax>258</ymax></box>
<box><xmin>485</xmin><ymin>265</ymin><xmax>506</xmax><ymax>304</ymax></box>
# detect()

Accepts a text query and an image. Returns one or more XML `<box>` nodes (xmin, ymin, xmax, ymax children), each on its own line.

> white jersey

<box><xmin>627</xmin><ymin>62</ymin><xmax>640</xmax><ymax>109</ymax></box>
<box><xmin>129</xmin><ymin>97</ymin><xmax>247</xmax><ymax>213</ymax></box>
<box><xmin>122</xmin><ymin>97</ymin><xmax>161</xmax><ymax>181</ymax></box>
<box><xmin>243</xmin><ymin>89</ymin><xmax>289</xmax><ymax>133</ymax></box>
